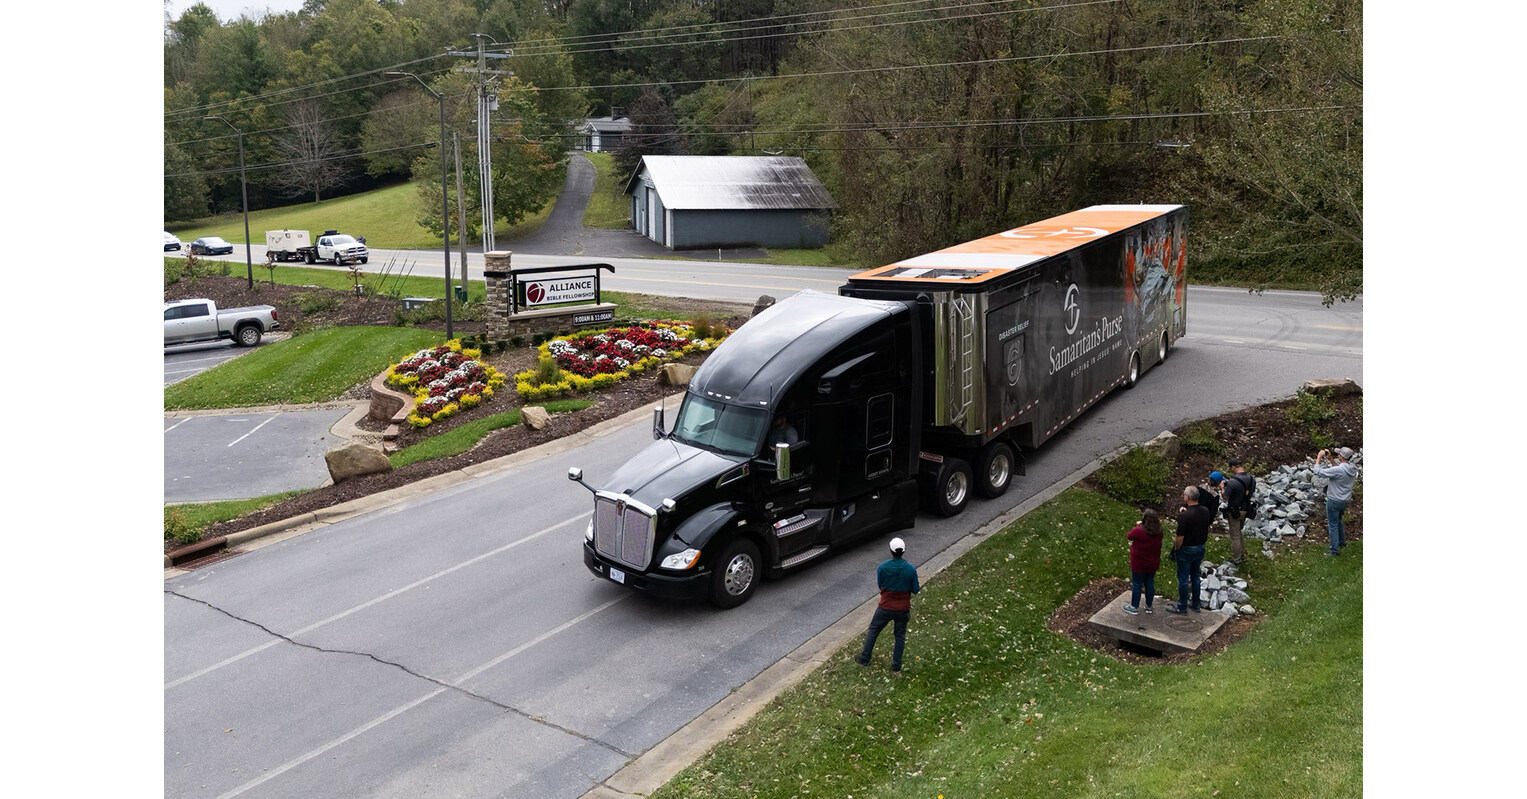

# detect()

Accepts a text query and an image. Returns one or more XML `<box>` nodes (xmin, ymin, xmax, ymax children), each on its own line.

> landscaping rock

<box><xmin>325</xmin><ymin>442</ymin><xmax>392</xmax><ymax>483</ymax></box>
<box><xmin>522</xmin><ymin>406</ymin><xmax>551</xmax><ymax>431</ymax></box>
<box><xmin>1239</xmin><ymin>605</ymin><xmax>1257</xmax><ymax>615</ymax></box>
<box><xmin>752</xmin><ymin>295</ymin><xmax>777</xmax><ymax>317</ymax></box>
<box><xmin>1227</xmin><ymin>587</ymin><xmax>1250</xmax><ymax>603</ymax></box>
<box><xmin>1141</xmin><ymin>431</ymin><xmax>1181</xmax><ymax>461</ymax></box>
<box><xmin>1301</xmin><ymin>377</ymin><xmax>1362</xmax><ymax>397</ymax></box>
<box><xmin>659</xmin><ymin>363</ymin><xmax>699</xmax><ymax>386</ymax></box>
<box><xmin>1222</xmin><ymin>601</ymin><xmax>1239</xmax><ymax>616</ymax></box>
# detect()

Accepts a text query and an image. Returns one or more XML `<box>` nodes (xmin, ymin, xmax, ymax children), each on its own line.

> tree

<box><xmin>615</xmin><ymin>87</ymin><xmax>679</xmax><ymax>176</ymax></box>
<box><xmin>360</xmin><ymin>89</ymin><xmax>439</xmax><ymax>178</ymax></box>
<box><xmin>164</xmin><ymin>138</ymin><xmax>209</xmax><ymax>221</ymax></box>
<box><xmin>268</xmin><ymin>100</ymin><xmax>349</xmax><ymax>202</ymax></box>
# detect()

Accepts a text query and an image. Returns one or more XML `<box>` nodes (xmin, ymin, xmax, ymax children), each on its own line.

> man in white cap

<box><xmin>1313</xmin><ymin>447</ymin><xmax>1359</xmax><ymax>555</ymax></box>
<box><xmin>855</xmin><ymin>537</ymin><xmax>920</xmax><ymax>672</ymax></box>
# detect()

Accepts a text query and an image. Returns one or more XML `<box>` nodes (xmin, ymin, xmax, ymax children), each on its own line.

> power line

<box><xmin>492</xmin><ymin>0</ymin><xmax>1118</xmax><ymax>60</ymax></box>
<box><xmin>166</xmin><ymin>140</ymin><xmax>438</xmax><ymax>180</ymax></box>
<box><xmin>164</xmin><ymin>54</ymin><xmax>451</xmax><ymax>120</ymax></box>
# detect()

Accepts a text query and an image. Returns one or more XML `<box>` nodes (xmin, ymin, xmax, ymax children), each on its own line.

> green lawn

<box><xmin>654</xmin><ymin>487</ymin><xmax>1362</xmax><ymax>798</ymax></box>
<box><xmin>164</xmin><ymin>326</ymin><xmax>443</xmax><ymax>410</ymax></box>
<box><xmin>582</xmin><ymin>152</ymin><xmax>633</xmax><ymax>230</ymax></box>
<box><xmin>389</xmin><ymin>400</ymin><xmax>594</xmax><ymax>468</ymax></box>
<box><xmin>165</xmin><ymin>490</ymin><xmax>305</xmax><ymax>544</ymax></box>
<box><xmin>168</xmin><ymin>175</ymin><xmax>564</xmax><ymax>250</ymax></box>
<box><xmin>168</xmin><ymin>183</ymin><xmax>441</xmax><ymax>250</ymax></box>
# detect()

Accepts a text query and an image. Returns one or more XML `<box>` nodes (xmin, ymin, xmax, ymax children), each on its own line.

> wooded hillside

<box><xmin>164</xmin><ymin>0</ymin><xmax>1361</xmax><ymax>302</ymax></box>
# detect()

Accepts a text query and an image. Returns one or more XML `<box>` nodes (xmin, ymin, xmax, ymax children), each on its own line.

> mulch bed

<box><xmin>1052</xmin><ymin>390</ymin><xmax>1363</xmax><ymax>663</ymax></box>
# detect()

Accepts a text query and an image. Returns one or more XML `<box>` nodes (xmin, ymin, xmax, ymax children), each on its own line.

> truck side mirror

<box><xmin>652</xmin><ymin>405</ymin><xmax>665</xmax><ymax>440</ymax></box>
<box><xmin>568</xmin><ymin>467</ymin><xmax>582</xmax><ymax>481</ymax></box>
<box><xmin>775</xmin><ymin>442</ymin><xmax>792</xmax><ymax>482</ymax></box>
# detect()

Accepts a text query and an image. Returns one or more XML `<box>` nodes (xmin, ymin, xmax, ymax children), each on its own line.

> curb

<box><xmin>580</xmin><ymin>446</ymin><xmax>1127</xmax><ymax>799</ymax></box>
<box><xmin>164</xmin><ymin>396</ymin><xmax>680</xmax><ymax>578</ymax></box>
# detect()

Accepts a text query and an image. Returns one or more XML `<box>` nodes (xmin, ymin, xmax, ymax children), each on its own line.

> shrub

<box><xmin>1180</xmin><ymin>422</ymin><xmax>1228</xmax><ymax>457</ymax></box>
<box><xmin>293</xmin><ymin>290</ymin><xmax>342</xmax><ymax>315</ymax></box>
<box><xmin>691</xmin><ymin>313</ymin><xmax>718</xmax><ymax>340</ymax></box>
<box><xmin>164</xmin><ymin>507</ymin><xmax>199</xmax><ymax>545</ymax></box>
<box><xmin>528</xmin><ymin>355</ymin><xmax>565</xmax><ymax>386</ymax></box>
<box><xmin>1094</xmin><ymin>445</ymin><xmax>1172</xmax><ymax>506</ymax></box>
<box><xmin>165</xmin><ymin>258</ymin><xmax>184</xmax><ymax>286</ymax></box>
<box><xmin>1285</xmin><ymin>390</ymin><xmax>1337</xmax><ymax>448</ymax></box>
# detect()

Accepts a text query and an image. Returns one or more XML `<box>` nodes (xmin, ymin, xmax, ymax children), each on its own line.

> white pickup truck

<box><xmin>163</xmin><ymin>298</ymin><xmax>279</xmax><ymax>348</ymax></box>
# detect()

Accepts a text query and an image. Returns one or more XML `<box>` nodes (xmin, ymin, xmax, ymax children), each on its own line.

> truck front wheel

<box><xmin>305</xmin><ymin>251</ymin><xmax>315</xmax><ymax>264</ymax></box>
<box><xmin>928</xmin><ymin>457</ymin><xmax>972</xmax><ymax>517</ymax></box>
<box><xmin>974</xmin><ymin>443</ymin><xmax>1015</xmax><ymax>499</ymax></box>
<box><xmin>710</xmin><ymin>538</ymin><xmax>760</xmax><ymax>609</ymax></box>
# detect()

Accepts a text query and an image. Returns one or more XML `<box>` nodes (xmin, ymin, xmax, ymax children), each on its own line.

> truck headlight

<box><xmin>585</xmin><ymin>521</ymin><xmax>594</xmax><ymax>543</ymax></box>
<box><xmin>660</xmin><ymin>548</ymin><xmax>701</xmax><ymax>570</ymax></box>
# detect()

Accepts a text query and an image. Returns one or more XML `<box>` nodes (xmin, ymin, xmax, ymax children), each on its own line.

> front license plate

<box><xmin>609</xmin><ymin>567</ymin><xmax>625</xmax><ymax>584</ymax></box>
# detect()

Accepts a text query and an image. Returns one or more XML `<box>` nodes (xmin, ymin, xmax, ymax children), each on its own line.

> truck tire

<box><xmin>1124</xmin><ymin>351</ymin><xmax>1141</xmax><ymax>389</ymax></box>
<box><xmin>974</xmin><ymin>442</ymin><xmax>1015</xmax><ymax>499</ymax></box>
<box><xmin>305</xmin><ymin>251</ymin><xmax>315</xmax><ymax>264</ymax></box>
<box><xmin>1158</xmin><ymin>332</ymin><xmax>1170</xmax><ymax>364</ymax></box>
<box><xmin>360</xmin><ymin>256</ymin><xmax>368</xmax><ymax>264</ymax></box>
<box><xmin>234</xmin><ymin>324</ymin><xmax>262</xmax><ymax>347</ymax></box>
<box><xmin>710</xmin><ymin>538</ymin><xmax>760</xmax><ymax>609</ymax></box>
<box><xmin>928</xmin><ymin>457</ymin><xmax>972</xmax><ymax>517</ymax></box>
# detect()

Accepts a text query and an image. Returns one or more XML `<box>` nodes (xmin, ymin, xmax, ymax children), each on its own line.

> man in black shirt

<box><xmin>1221</xmin><ymin>458</ymin><xmax>1256</xmax><ymax>565</ymax></box>
<box><xmin>1166</xmin><ymin>485</ymin><xmax>1214</xmax><ymax>614</ymax></box>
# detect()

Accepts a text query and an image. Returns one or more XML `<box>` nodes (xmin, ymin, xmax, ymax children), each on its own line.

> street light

<box><xmin>203</xmin><ymin>116</ymin><xmax>254</xmax><ymax>289</ymax></box>
<box><xmin>386</xmin><ymin>71</ymin><xmax>453</xmax><ymax>340</ymax></box>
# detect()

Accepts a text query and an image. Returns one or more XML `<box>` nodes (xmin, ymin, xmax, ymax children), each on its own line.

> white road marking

<box><xmin>209</xmin><ymin>594</ymin><xmax>628</xmax><ymax>799</ymax></box>
<box><xmin>1282</xmin><ymin>345</ymin><xmax>1307</xmax><ymax>351</ymax></box>
<box><xmin>166</xmin><ymin>355</ymin><xmax>235</xmax><ymax>366</ymax></box>
<box><xmin>226</xmin><ymin>415</ymin><xmax>278</xmax><ymax>447</ymax></box>
<box><xmin>163</xmin><ymin>368</ymin><xmax>207</xmax><ymax>376</ymax></box>
<box><xmin>165</xmin><ymin>513</ymin><xmax>589</xmax><ymax>690</ymax></box>
<box><xmin>164</xmin><ymin>419</ymin><xmax>190</xmax><ymax>434</ymax></box>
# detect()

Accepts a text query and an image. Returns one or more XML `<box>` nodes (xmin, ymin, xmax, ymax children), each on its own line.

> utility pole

<box><xmin>453</xmin><ymin>132</ymin><xmax>468</xmax><ymax>292</ymax></box>
<box><xmin>449</xmin><ymin>35</ymin><xmax>513</xmax><ymax>255</ymax></box>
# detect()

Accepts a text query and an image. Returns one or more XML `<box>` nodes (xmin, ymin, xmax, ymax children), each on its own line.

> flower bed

<box><xmin>385</xmin><ymin>340</ymin><xmax>508</xmax><ymax>428</ymax></box>
<box><xmin>516</xmin><ymin>321</ymin><xmax>728</xmax><ymax>400</ymax></box>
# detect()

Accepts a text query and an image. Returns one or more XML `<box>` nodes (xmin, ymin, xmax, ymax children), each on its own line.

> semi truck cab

<box><xmin>574</xmin><ymin>291</ymin><xmax>923</xmax><ymax>607</ymax></box>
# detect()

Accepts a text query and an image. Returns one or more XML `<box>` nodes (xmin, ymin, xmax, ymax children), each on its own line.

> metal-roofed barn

<box><xmin>624</xmin><ymin>156</ymin><xmax>837</xmax><ymax>250</ymax></box>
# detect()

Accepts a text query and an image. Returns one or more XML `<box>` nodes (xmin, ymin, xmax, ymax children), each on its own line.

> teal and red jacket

<box><xmin>877</xmin><ymin>557</ymin><xmax>921</xmax><ymax>611</ymax></box>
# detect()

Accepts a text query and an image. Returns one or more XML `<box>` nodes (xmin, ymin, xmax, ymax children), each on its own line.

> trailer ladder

<box><xmin>952</xmin><ymin>296</ymin><xmax>976</xmax><ymax>425</ymax></box>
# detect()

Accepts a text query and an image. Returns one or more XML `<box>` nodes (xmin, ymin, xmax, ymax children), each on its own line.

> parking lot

<box><xmin>163</xmin><ymin>406</ymin><xmax>355</xmax><ymax>503</ymax></box>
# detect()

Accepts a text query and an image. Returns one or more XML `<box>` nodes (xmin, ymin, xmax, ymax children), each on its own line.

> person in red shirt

<box><xmin>1123</xmin><ymin>509</ymin><xmax>1164</xmax><ymax>614</ymax></box>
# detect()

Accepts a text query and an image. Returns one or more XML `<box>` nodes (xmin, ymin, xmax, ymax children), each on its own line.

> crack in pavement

<box><xmin>166</xmin><ymin>590</ymin><xmax>636</xmax><ymax>758</ymax></box>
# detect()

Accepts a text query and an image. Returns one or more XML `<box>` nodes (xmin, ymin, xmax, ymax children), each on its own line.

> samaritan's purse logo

<box><xmin>1064</xmin><ymin>283</ymin><xmax>1081</xmax><ymax>334</ymax></box>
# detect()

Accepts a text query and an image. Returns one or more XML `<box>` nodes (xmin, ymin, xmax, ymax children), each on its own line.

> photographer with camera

<box><xmin>1221</xmin><ymin>457</ymin><xmax>1256</xmax><ymax>565</ymax></box>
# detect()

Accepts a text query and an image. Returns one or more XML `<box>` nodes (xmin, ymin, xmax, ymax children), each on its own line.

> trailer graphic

<box><xmin>571</xmin><ymin>204</ymin><xmax>1187</xmax><ymax>607</ymax></box>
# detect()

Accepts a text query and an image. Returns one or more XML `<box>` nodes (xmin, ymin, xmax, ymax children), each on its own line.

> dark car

<box><xmin>189</xmin><ymin>236</ymin><xmax>234</xmax><ymax>255</ymax></box>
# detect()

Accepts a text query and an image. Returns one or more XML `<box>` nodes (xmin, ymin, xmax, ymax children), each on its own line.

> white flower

<box><xmin>652</xmin><ymin>348</ymin><xmax>667</xmax><ymax>358</ymax></box>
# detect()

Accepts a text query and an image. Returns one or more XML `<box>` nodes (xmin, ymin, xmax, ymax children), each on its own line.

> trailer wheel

<box><xmin>710</xmin><ymin>538</ymin><xmax>760</xmax><ymax>609</ymax></box>
<box><xmin>1158</xmin><ymin>332</ymin><xmax>1170</xmax><ymax>364</ymax></box>
<box><xmin>1124</xmin><ymin>351</ymin><xmax>1141</xmax><ymax>389</ymax></box>
<box><xmin>974</xmin><ymin>442</ymin><xmax>1015</xmax><ymax>499</ymax></box>
<box><xmin>305</xmin><ymin>251</ymin><xmax>315</xmax><ymax>264</ymax></box>
<box><xmin>928</xmin><ymin>457</ymin><xmax>972</xmax><ymax>517</ymax></box>
<box><xmin>234</xmin><ymin>324</ymin><xmax>262</xmax><ymax>347</ymax></box>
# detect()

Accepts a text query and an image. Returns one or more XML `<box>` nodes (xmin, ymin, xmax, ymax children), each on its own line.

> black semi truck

<box><xmin>572</xmin><ymin>204</ymin><xmax>1188</xmax><ymax>607</ymax></box>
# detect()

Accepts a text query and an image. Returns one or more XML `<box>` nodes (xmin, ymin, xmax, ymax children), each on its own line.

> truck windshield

<box><xmin>670</xmin><ymin>396</ymin><xmax>768</xmax><ymax>458</ymax></box>
<box><xmin>330</xmin><ymin>235</ymin><xmax>358</xmax><ymax>246</ymax></box>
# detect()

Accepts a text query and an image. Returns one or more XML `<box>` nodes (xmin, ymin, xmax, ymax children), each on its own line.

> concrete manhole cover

<box><xmin>1165</xmin><ymin>617</ymin><xmax>1204</xmax><ymax>631</ymax></box>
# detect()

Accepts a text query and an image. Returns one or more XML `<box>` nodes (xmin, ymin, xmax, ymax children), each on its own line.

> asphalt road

<box><xmin>164</xmin><ymin>340</ymin><xmax>263</xmax><ymax>386</ymax></box>
<box><xmin>164</xmin><ymin>407</ymin><xmax>354</xmax><ymax>504</ymax></box>
<box><xmin>173</xmin><ymin>244</ymin><xmax>852</xmax><ymax>304</ymax></box>
<box><xmin>163</xmin><ymin>289</ymin><xmax>1361</xmax><ymax>798</ymax></box>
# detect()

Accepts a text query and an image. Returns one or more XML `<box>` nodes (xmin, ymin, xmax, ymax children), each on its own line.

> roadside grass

<box><xmin>202</xmin><ymin>262</ymin><xmax>490</xmax><ymax>303</ymax></box>
<box><xmin>388</xmin><ymin>399</ymin><xmax>594</xmax><ymax>468</ymax></box>
<box><xmin>582</xmin><ymin>152</ymin><xmax>633</xmax><ymax>229</ymax></box>
<box><xmin>164</xmin><ymin>327</ymin><xmax>442</xmax><ymax>410</ymax></box>
<box><xmin>653</xmin><ymin>487</ymin><xmax>1362</xmax><ymax>799</ymax></box>
<box><xmin>744</xmin><ymin>245</ymin><xmax>871</xmax><ymax>269</ymax></box>
<box><xmin>168</xmin><ymin>178</ymin><xmax>562</xmax><ymax>250</ymax></box>
<box><xmin>164</xmin><ymin>490</ymin><xmax>305</xmax><ymax>545</ymax></box>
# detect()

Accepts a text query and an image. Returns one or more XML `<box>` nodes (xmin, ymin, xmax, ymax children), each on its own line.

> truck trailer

<box><xmin>571</xmin><ymin>204</ymin><xmax>1188</xmax><ymax>607</ymax></box>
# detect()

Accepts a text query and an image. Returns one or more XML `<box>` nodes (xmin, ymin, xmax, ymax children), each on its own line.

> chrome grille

<box><xmin>592</xmin><ymin>493</ymin><xmax>656</xmax><ymax>571</ymax></box>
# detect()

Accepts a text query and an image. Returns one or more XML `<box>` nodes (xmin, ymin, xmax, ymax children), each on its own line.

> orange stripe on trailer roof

<box><xmin>849</xmin><ymin>205</ymin><xmax>1180</xmax><ymax>281</ymax></box>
